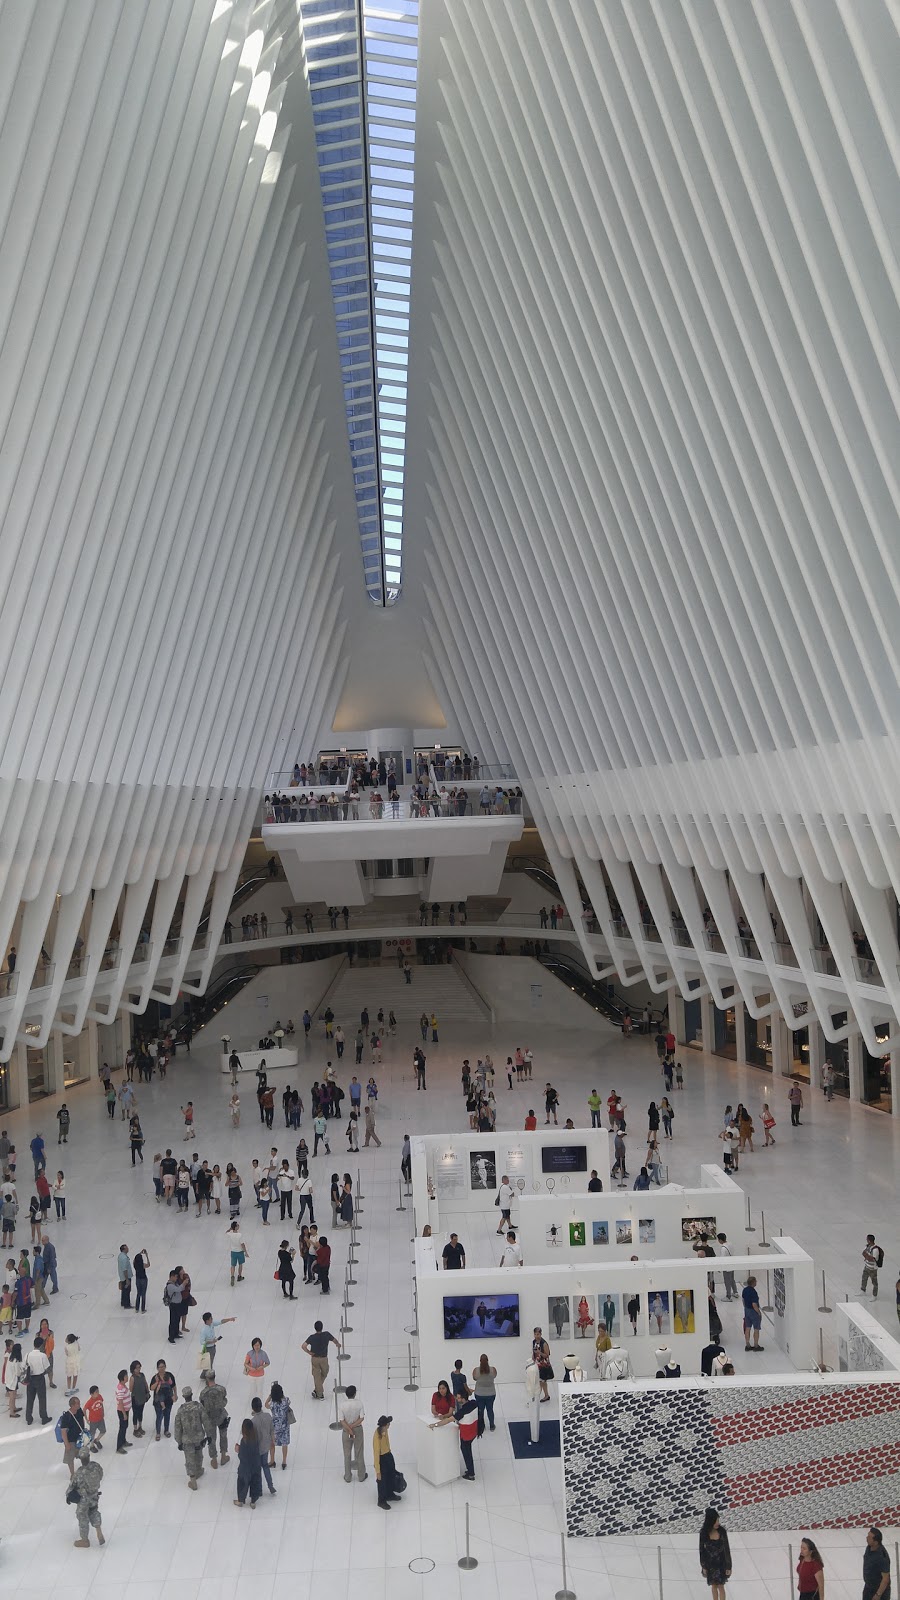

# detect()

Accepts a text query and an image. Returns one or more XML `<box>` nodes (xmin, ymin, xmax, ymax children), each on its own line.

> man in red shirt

<box><xmin>607</xmin><ymin>1091</ymin><xmax>620</xmax><ymax>1129</ymax></box>
<box><xmin>665</xmin><ymin>1031</ymin><xmax>675</xmax><ymax>1054</ymax></box>
<box><xmin>524</xmin><ymin>1110</ymin><xmax>537</xmax><ymax>1131</ymax></box>
<box><xmin>455</xmin><ymin>1397</ymin><xmax>479</xmax><ymax>1479</ymax></box>
<box><xmin>313</xmin><ymin>1237</ymin><xmax>331</xmax><ymax>1295</ymax></box>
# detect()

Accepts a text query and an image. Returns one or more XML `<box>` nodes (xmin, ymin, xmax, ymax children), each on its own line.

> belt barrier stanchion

<box><xmin>554</xmin><ymin>1533</ymin><xmax>576</xmax><ymax>1600</ymax></box>
<box><xmin>341</xmin><ymin>1297</ymin><xmax>353</xmax><ymax>1334</ymax></box>
<box><xmin>818</xmin><ymin>1270</ymin><xmax>832</xmax><ymax>1313</ymax></box>
<box><xmin>346</xmin><ymin>1253</ymin><xmax>357</xmax><ymax>1287</ymax></box>
<box><xmin>337</xmin><ymin>1328</ymin><xmax>350</xmax><ymax>1363</ymax></box>
<box><xmin>329</xmin><ymin>1384</ymin><xmax>342</xmax><ymax>1431</ymax></box>
<box><xmin>788</xmin><ymin>1545</ymin><xmax>794</xmax><ymax>1598</ymax></box>
<box><xmin>356</xmin><ymin>1168</ymin><xmax>365</xmax><ymax>1201</ymax></box>
<box><xmin>745</xmin><ymin>1194</ymin><xmax>755</xmax><ymax>1233</ymax></box>
<box><xmin>762</xmin><ymin>1271</ymin><xmax>774</xmax><ymax>1313</ymax></box>
<box><xmin>759</xmin><ymin>1211</ymin><xmax>770</xmax><ymax>1248</ymax></box>
<box><xmin>657</xmin><ymin>1545</ymin><xmax>664</xmax><ymax>1600</ymax></box>
<box><xmin>403</xmin><ymin>1342</ymin><xmax>419</xmax><ymax>1392</ymax></box>
<box><xmin>396</xmin><ymin>1179</ymin><xmax>406</xmax><ymax>1212</ymax></box>
<box><xmin>343</xmin><ymin>1270</ymin><xmax>354</xmax><ymax>1309</ymax></box>
<box><xmin>817</xmin><ymin>1327</ymin><xmax>832</xmax><ymax>1372</ymax></box>
<box><xmin>457</xmin><ymin>1502</ymin><xmax>478</xmax><ymax>1571</ymax></box>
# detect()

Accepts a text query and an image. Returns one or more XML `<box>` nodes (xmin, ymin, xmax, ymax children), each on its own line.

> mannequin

<box><xmin>655</xmin><ymin>1345</ymin><xmax>681</xmax><ymax>1379</ymax></box>
<box><xmin>524</xmin><ymin>1361</ymin><xmax>541</xmax><ymax>1443</ymax></box>
<box><xmin>562</xmin><ymin>1352</ymin><xmax>586</xmax><ymax>1384</ymax></box>
<box><xmin>600</xmin><ymin>1342</ymin><xmax>633</xmax><ymax>1381</ymax></box>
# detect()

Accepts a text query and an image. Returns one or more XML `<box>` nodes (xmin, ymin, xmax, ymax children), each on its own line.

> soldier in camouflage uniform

<box><xmin>199</xmin><ymin>1370</ymin><xmax>231</xmax><ymax>1468</ymax></box>
<box><xmin>71</xmin><ymin>1447</ymin><xmax>105</xmax><ymax>1546</ymax></box>
<box><xmin>173</xmin><ymin>1385</ymin><xmax>206</xmax><ymax>1489</ymax></box>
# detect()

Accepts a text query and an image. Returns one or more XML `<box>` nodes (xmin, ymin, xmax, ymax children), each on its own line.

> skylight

<box><xmin>300</xmin><ymin>0</ymin><xmax>418</xmax><ymax>604</ymax></box>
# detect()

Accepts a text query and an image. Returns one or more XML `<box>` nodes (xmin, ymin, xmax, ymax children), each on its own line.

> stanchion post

<box><xmin>356</xmin><ymin>1169</ymin><xmax>365</xmax><ymax>1201</ymax></box>
<box><xmin>817</xmin><ymin>1326</ymin><xmax>832</xmax><ymax>1372</ymax></box>
<box><xmin>657</xmin><ymin>1544</ymin><xmax>664</xmax><ymax>1600</ymax></box>
<box><xmin>745</xmin><ymin>1193</ymin><xmax>755</xmax><ymax>1233</ymax></box>
<box><xmin>396</xmin><ymin>1179</ymin><xmax>406</xmax><ymax>1212</ymax></box>
<box><xmin>554</xmin><ymin>1532</ymin><xmax>576</xmax><ymax>1600</ymax></box>
<box><xmin>338</xmin><ymin>1327</ymin><xmax>350</xmax><ymax>1362</ymax></box>
<box><xmin>457</xmin><ymin>1502</ymin><xmax>478</xmax><ymax>1570</ymax></box>
<box><xmin>403</xmin><ymin>1342</ymin><xmax>419</xmax><ymax>1393</ymax></box>
<box><xmin>788</xmin><ymin>1545</ymin><xmax>793</xmax><ymax>1597</ymax></box>
<box><xmin>344</xmin><ymin>1264</ymin><xmax>354</xmax><ymax>1305</ymax></box>
<box><xmin>341</xmin><ymin>1302</ymin><xmax>353</xmax><ymax>1334</ymax></box>
<box><xmin>762</xmin><ymin>1270</ymin><xmax>774</xmax><ymax>1313</ymax></box>
<box><xmin>759</xmin><ymin>1210</ymin><xmax>770</xmax><ymax>1248</ymax></box>
<box><xmin>328</xmin><ymin>1384</ymin><xmax>342</xmax><ymax>1431</ymax></box>
<box><xmin>818</xmin><ymin>1270</ymin><xmax>832</xmax><ymax>1313</ymax></box>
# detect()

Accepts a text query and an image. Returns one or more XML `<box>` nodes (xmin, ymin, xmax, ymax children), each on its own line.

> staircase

<box><xmin>326</xmin><ymin>960</ymin><xmax>490</xmax><ymax>1032</ymax></box>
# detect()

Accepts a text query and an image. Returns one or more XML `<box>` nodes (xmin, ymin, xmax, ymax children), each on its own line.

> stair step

<box><xmin>325</xmin><ymin>963</ymin><xmax>486</xmax><ymax>1030</ymax></box>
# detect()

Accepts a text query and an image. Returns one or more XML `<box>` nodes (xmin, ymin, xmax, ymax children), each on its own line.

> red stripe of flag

<box><xmin>725</xmin><ymin>1440</ymin><xmax>900</xmax><ymax>1505</ymax></box>
<box><xmin>710</xmin><ymin>1384</ymin><xmax>900</xmax><ymax>1447</ymax></box>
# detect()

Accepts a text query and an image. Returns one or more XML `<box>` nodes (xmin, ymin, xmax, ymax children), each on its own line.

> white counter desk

<box><xmin>219</xmin><ymin>1047</ymin><xmax>298</xmax><ymax>1075</ymax></box>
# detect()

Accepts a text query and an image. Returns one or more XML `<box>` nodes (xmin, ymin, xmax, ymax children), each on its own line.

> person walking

<box><xmin>150</xmin><ymin>1360</ymin><xmax>176</xmax><ymax>1440</ymax></box>
<box><xmin>59</xmin><ymin>1393</ymin><xmax>86</xmax><ymax>1475</ymax></box>
<box><xmin>129</xmin><ymin>1360</ymin><xmax>150</xmax><ymax>1437</ymax></box>
<box><xmin>400</xmin><ymin>1134</ymin><xmax>412</xmax><ymax>1186</ymax></box>
<box><xmin>303</xmin><ymin>1320</ymin><xmax>340</xmax><ymax>1399</ymax></box>
<box><xmin>69</xmin><ymin>1447</ymin><xmax>105</xmax><ymax>1548</ymax></box>
<box><xmin>117</xmin><ymin>1244</ymin><xmax>133</xmax><ymax>1309</ymax></box>
<box><xmin>795</xmin><ymin>1537</ymin><xmax>825</xmax><ymax>1599</ymax></box>
<box><xmin>266</xmin><ymin>1381</ymin><xmax>292</xmax><ymax>1469</ymax></box>
<box><xmin>455</xmin><ymin>1395</ymin><xmax>480</xmax><ymax>1479</ymax></box>
<box><xmin>544</xmin><ymin>1083</ymin><xmax>559</xmax><ymax>1124</ymax></box>
<box><xmin>173</xmin><ymin>1386</ymin><xmax>207</xmax><ymax>1489</ymax></box>
<box><xmin>862</xmin><ymin>1527</ymin><xmax>890</xmax><ymax>1600</ymax></box>
<box><xmin>861</xmin><ymin>1235</ymin><xmax>884</xmax><ymax>1298</ymax></box>
<box><xmin>56</xmin><ymin>1104</ymin><xmax>70</xmax><ymax>1145</ymax></box>
<box><xmin>742</xmin><ymin>1277</ymin><xmax>764</xmax><ymax>1351</ymax></box>
<box><xmin>276</xmin><ymin>1240</ymin><xmax>296</xmax><ymax>1299</ymax></box>
<box><xmin>716</xmin><ymin>1234</ymin><xmax>738</xmax><ymax>1301</ymax></box>
<box><xmin>788</xmin><ymin>1083</ymin><xmax>803</xmax><ymax>1125</ymax></box>
<box><xmin>699</xmin><ymin>1506</ymin><xmax>732</xmax><ymax>1599</ymax></box>
<box><xmin>340</xmin><ymin>1384</ymin><xmax>367</xmax><ymax>1483</ymax></box>
<box><xmin>495</xmin><ymin>1174</ymin><xmax>514</xmax><ymax>1235</ymax></box>
<box><xmin>52</xmin><ymin>1172</ymin><xmax>66</xmax><ymax>1221</ymax></box>
<box><xmin>244</xmin><ymin>1338</ymin><xmax>270</xmax><ymax>1396</ymax></box>
<box><xmin>414</xmin><ymin>1049</ymin><xmax>427</xmax><ymax>1090</ymax></box>
<box><xmin>163</xmin><ymin>1271</ymin><xmax>183</xmax><ymax>1343</ymax></box>
<box><xmin>588</xmin><ymin>1090</ymin><xmax>602</xmax><ymax>1127</ymax></box>
<box><xmin>374</xmin><ymin>1414</ymin><xmax>402</xmax><ymax>1509</ymax></box>
<box><xmin>114</xmin><ymin>1369</ymin><xmax>132</xmax><ymax>1453</ymax></box>
<box><xmin>24</xmin><ymin>1334</ymin><xmax>51</xmax><ymax>1424</ymax></box>
<box><xmin>250</xmin><ymin>1395</ymin><xmax>277</xmax><ymax>1495</ymax></box>
<box><xmin>233</xmin><ymin>1418</ymin><xmax>262</xmax><ymax>1507</ymax></box>
<box><xmin>227</xmin><ymin>1222</ymin><xmax>248</xmax><ymax>1286</ymax></box>
<box><xmin>363</xmin><ymin>1103</ymin><xmax>381</xmax><ymax>1147</ymax></box>
<box><xmin>199</xmin><ymin>1369</ymin><xmax>231</xmax><ymax>1469</ymax></box>
<box><xmin>472</xmin><ymin>1354</ymin><xmax>496</xmax><ymax>1432</ymax></box>
<box><xmin>761</xmin><ymin>1103</ymin><xmax>776</xmax><ymax>1145</ymax></box>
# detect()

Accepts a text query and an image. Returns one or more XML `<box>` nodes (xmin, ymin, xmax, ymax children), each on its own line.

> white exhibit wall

<box><xmin>414</xmin><ymin>1239</ymin><xmax>816</xmax><ymax>1387</ymax></box>
<box><xmin>410</xmin><ymin>1128</ymin><xmax>613</xmax><ymax>1234</ymax></box>
<box><xmin>836</xmin><ymin>1300</ymin><xmax>900</xmax><ymax>1374</ymax></box>
<box><xmin>513</xmin><ymin>1168</ymin><xmax>745</xmax><ymax>1264</ymax></box>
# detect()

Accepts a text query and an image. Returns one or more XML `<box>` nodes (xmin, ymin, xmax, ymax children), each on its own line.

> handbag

<box><xmin>286</xmin><ymin>1407</ymin><xmax>297</xmax><ymax>1425</ymax></box>
<box><xmin>65</xmin><ymin>1482</ymin><xmax>82</xmax><ymax>1504</ymax></box>
<box><xmin>538</xmin><ymin>1362</ymin><xmax>554</xmax><ymax>1380</ymax></box>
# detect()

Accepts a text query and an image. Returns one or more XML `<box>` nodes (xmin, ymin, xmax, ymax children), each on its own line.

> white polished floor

<box><xmin>0</xmin><ymin>994</ymin><xmax>897</xmax><ymax>1600</ymax></box>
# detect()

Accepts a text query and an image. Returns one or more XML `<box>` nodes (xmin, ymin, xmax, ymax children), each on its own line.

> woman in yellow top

<box><xmin>595</xmin><ymin>1326</ymin><xmax>612</xmax><ymax>1366</ymax></box>
<box><xmin>374</xmin><ymin>1414</ymin><xmax>401</xmax><ymax>1509</ymax></box>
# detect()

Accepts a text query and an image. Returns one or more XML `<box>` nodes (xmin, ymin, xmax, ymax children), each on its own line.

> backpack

<box><xmin>54</xmin><ymin>1415</ymin><xmax>65</xmax><ymax>1443</ymax></box>
<box><xmin>874</xmin><ymin>1245</ymin><xmax>885</xmax><ymax>1268</ymax></box>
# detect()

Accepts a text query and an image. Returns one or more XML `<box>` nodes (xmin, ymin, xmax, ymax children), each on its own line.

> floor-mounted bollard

<box><xmin>396</xmin><ymin>1179</ymin><xmax>406</xmax><ymax>1212</ymax></box>
<box><xmin>745</xmin><ymin>1194</ymin><xmax>755</xmax><ymax>1233</ymax></box>
<box><xmin>554</xmin><ymin>1533</ymin><xmax>576</xmax><ymax>1600</ymax></box>
<box><xmin>457</xmin><ymin>1502</ymin><xmax>478</xmax><ymax>1570</ymax></box>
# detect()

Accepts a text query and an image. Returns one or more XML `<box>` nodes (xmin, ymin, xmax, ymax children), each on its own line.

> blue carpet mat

<box><xmin>508</xmin><ymin>1420</ymin><xmax>561</xmax><ymax>1458</ymax></box>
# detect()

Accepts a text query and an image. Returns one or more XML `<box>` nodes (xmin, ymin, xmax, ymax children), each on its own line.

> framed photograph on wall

<box><xmin>574</xmin><ymin>1293</ymin><xmax>595</xmax><ymax>1337</ymax></box>
<box><xmin>592</xmin><ymin>1220</ymin><xmax>609</xmax><ymax>1246</ymax></box>
<box><xmin>615</xmin><ymin>1219</ymin><xmax>633</xmax><ymax>1245</ymax></box>
<box><xmin>625</xmin><ymin>1291</ymin><xmax>641</xmax><ymax>1335</ymax></box>
<box><xmin>681</xmin><ymin>1215</ymin><xmax>716</xmax><ymax>1242</ymax></box>
<box><xmin>638</xmin><ymin>1218</ymin><xmax>656</xmax><ymax>1245</ymax></box>
<box><xmin>569</xmin><ymin>1221</ymin><xmax>586</xmax><ymax>1247</ymax></box>
<box><xmin>598</xmin><ymin>1291</ymin><xmax>620</xmax><ymax>1338</ymax></box>
<box><xmin>673</xmin><ymin>1289</ymin><xmax>695</xmax><ymax>1334</ymax></box>
<box><xmin>443</xmin><ymin>1294</ymin><xmax>520</xmax><ymax>1339</ymax></box>
<box><xmin>548</xmin><ymin>1295</ymin><xmax>570</xmax><ymax>1339</ymax></box>
<box><xmin>469</xmin><ymin>1150</ymin><xmax>497</xmax><ymax>1190</ymax></box>
<box><xmin>546</xmin><ymin>1222</ymin><xmax>564</xmax><ymax>1249</ymax></box>
<box><xmin>648</xmin><ymin>1290</ymin><xmax>670</xmax><ymax>1337</ymax></box>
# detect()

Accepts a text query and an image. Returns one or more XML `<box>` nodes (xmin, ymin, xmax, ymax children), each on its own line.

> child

<box><xmin>64</xmin><ymin>1332</ymin><xmax>81</xmax><ymax>1395</ymax></box>
<box><xmin>675</xmin><ymin>1060</ymin><xmax>684</xmax><ymax>1089</ymax></box>
<box><xmin>366</xmin><ymin>1077</ymin><xmax>378</xmax><ymax>1101</ymax></box>
<box><xmin>29</xmin><ymin>1195</ymin><xmax>41</xmax><ymax>1246</ymax></box>
<box><xmin>0</xmin><ymin>1282</ymin><xmax>13</xmax><ymax>1334</ymax></box>
<box><xmin>84</xmin><ymin>1384</ymin><xmax>106</xmax><ymax>1450</ymax></box>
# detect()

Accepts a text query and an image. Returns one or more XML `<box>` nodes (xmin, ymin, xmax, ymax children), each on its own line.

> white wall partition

<box><xmin>512</xmin><ymin>1167</ymin><xmax>744</xmax><ymax>1264</ymax></box>
<box><xmin>410</xmin><ymin>1127</ymin><xmax>612</xmax><ymax>1234</ymax></box>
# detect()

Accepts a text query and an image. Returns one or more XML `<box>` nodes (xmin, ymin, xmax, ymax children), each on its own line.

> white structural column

<box><xmin>0</xmin><ymin>0</ymin><xmax>372</xmax><ymax>1058</ymax></box>
<box><xmin>401</xmin><ymin>0</ymin><xmax>900</xmax><ymax>1058</ymax></box>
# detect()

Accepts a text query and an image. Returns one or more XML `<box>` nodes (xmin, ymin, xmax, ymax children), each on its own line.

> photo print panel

<box><xmin>638</xmin><ymin>1218</ymin><xmax>656</xmax><ymax>1245</ymax></box>
<box><xmin>469</xmin><ymin>1150</ymin><xmax>497</xmax><ymax>1190</ymax></box>
<box><xmin>673</xmin><ymin>1289</ymin><xmax>695</xmax><ymax>1334</ymax></box>
<box><xmin>681</xmin><ymin>1215</ymin><xmax>716</xmax><ymax>1242</ymax></box>
<box><xmin>548</xmin><ymin>1295</ymin><xmax>571</xmax><ymax>1339</ymax></box>
<box><xmin>615</xmin><ymin>1219</ymin><xmax>633</xmax><ymax>1246</ymax></box>
<box><xmin>592</xmin><ymin>1220</ymin><xmax>609</xmax><ymax>1246</ymax></box>
<box><xmin>569</xmin><ymin>1221</ymin><xmax>586</xmax><ymax>1247</ymax></box>
<box><xmin>573</xmin><ymin>1293</ymin><xmax>595</xmax><ymax>1338</ymax></box>
<box><xmin>647</xmin><ymin>1289</ymin><xmax>671</xmax><ymax>1337</ymax></box>
<box><xmin>598</xmin><ymin>1291</ymin><xmax>620</xmax><ymax>1339</ymax></box>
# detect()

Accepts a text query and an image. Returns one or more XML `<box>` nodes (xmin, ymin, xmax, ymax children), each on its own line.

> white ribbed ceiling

<box><xmin>402</xmin><ymin>0</ymin><xmax>900</xmax><ymax>1049</ymax></box>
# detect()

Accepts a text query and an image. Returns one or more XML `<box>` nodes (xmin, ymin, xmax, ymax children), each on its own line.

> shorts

<box><xmin>230</xmin><ymin>1250</ymin><xmax>245</xmax><ymax>1267</ymax></box>
<box><xmin>744</xmin><ymin>1308</ymin><xmax>761</xmax><ymax>1330</ymax></box>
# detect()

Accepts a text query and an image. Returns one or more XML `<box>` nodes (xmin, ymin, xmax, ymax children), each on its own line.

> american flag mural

<box><xmin>561</xmin><ymin>1380</ymin><xmax>900</xmax><ymax>1536</ymax></box>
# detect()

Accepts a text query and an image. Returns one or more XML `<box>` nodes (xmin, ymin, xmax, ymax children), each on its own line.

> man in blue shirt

<box><xmin>30</xmin><ymin>1133</ymin><xmax>45</xmax><ymax>1176</ymax></box>
<box><xmin>198</xmin><ymin>1311</ymin><xmax>236</xmax><ymax>1371</ymax></box>
<box><xmin>742</xmin><ymin>1276</ymin><xmax>764</xmax><ymax>1351</ymax></box>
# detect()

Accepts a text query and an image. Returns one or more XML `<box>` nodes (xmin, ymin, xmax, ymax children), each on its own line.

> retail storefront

<box><xmin>863</xmin><ymin>1024</ymin><xmax>892</xmax><ymax>1114</ymax></box>
<box><xmin>712</xmin><ymin>993</ymin><xmax>737</xmax><ymax>1059</ymax></box>
<box><xmin>824</xmin><ymin>1012</ymin><xmax>850</xmax><ymax>1100</ymax></box>
<box><xmin>744</xmin><ymin>1001</ymin><xmax>770</xmax><ymax>1069</ymax></box>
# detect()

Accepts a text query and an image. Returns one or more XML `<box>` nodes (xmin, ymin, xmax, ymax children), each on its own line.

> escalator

<box><xmin>538</xmin><ymin>950</ymin><xmax>635</xmax><ymax>1027</ymax></box>
<box><xmin>171</xmin><ymin>961</ymin><xmax>262</xmax><ymax>1040</ymax></box>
